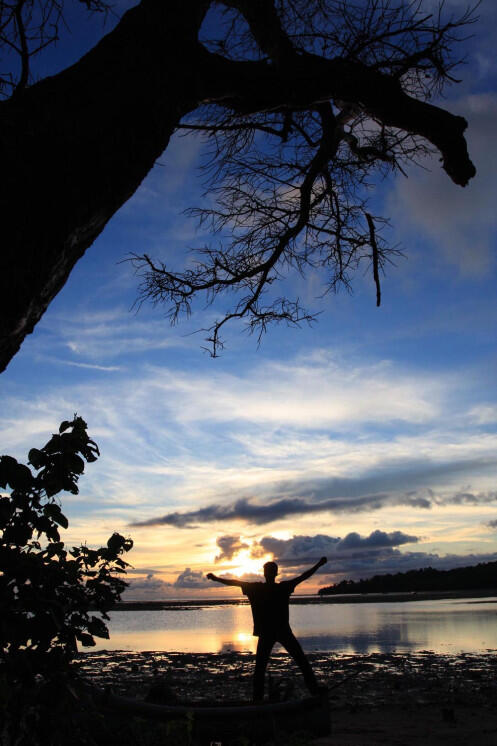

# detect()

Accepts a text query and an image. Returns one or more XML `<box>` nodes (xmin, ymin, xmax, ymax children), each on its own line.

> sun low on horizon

<box><xmin>1</xmin><ymin>0</ymin><xmax>496</xmax><ymax>605</ymax></box>
<box><xmin>226</xmin><ymin>549</ymin><xmax>273</xmax><ymax>579</ymax></box>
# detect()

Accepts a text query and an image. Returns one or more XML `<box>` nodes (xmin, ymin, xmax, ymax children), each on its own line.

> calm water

<box><xmin>91</xmin><ymin>596</ymin><xmax>497</xmax><ymax>655</ymax></box>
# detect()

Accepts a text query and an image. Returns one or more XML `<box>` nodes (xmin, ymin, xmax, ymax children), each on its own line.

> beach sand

<box><xmin>76</xmin><ymin>649</ymin><xmax>497</xmax><ymax>744</ymax></box>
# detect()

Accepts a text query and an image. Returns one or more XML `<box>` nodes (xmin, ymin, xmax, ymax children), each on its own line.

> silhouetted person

<box><xmin>207</xmin><ymin>556</ymin><xmax>327</xmax><ymax>702</ymax></box>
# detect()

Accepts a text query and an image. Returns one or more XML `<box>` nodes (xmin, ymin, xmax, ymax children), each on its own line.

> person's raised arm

<box><xmin>290</xmin><ymin>557</ymin><xmax>327</xmax><ymax>587</ymax></box>
<box><xmin>206</xmin><ymin>572</ymin><xmax>243</xmax><ymax>588</ymax></box>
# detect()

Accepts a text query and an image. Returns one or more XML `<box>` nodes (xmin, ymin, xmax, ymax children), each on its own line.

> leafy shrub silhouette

<box><xmin>0</xmin><ymin>416</ymin><xmax>133</xmax><ymax>741</ymax></box>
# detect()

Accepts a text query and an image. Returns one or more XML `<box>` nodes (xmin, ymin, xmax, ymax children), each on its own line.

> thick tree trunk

<box><xmin>0</xmin><ymin>0</ymin><xmax>209</xmax><ymax>371</ymax></box>
<box><xmin>0</xmin><ymin>0</ymin><xmax>476</xmax><ymax>373</ymax></box>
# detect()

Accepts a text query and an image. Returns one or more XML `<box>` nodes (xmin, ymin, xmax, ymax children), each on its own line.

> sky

<box><xmin>1</xmin><ymin>0</ymin><xmax>496</xmax><ymax>599</ymax></box>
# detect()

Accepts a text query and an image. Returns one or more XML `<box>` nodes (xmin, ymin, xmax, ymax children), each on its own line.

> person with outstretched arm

<box><xmin>207</xmin><ymin>556</ymin><xmax>328</xmax><ymax>702</ymax></box>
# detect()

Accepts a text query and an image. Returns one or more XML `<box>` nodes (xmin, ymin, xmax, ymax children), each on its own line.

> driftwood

<box><xmin>94</xmin><ymin>687</ymin><xmax>331</xmax><ymax>744</ymax></box>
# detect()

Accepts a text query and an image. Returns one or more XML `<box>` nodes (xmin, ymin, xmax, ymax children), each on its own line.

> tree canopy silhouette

<box><xmin>318</xmin><ymin>560</ymin><xmax>497</xmax><ymax>595</ymax></box>
<box><xmin>1</xmin><ymin>0</ymin><xmax>476</xmax><ymax>369</ymax></box>
<box><xmin>0</xmin><ymin>415</ymin><xmax>133</xmax><ymax>743</ymax></box>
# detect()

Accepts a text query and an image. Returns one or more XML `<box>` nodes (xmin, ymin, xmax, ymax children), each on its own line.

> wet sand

<box><xmin>76</xmin><ymin>649</ymin><xmax>497</xmax><ymax>744</ymax></box>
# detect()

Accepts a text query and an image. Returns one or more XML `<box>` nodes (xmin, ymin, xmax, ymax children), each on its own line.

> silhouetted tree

<box><xmin>0</xmin><ymin>415</ymin><xmax>133</xmax><ymax>743</ymax></box>
<box><xmin>318</xmin><ymin>561</ymin><xmax>497</xmax><ymax>595</ymax></box>
<box><xmin>1</xmin><ymin>0</ymin><xmax>476</xmax><ymax>370</ymax></box>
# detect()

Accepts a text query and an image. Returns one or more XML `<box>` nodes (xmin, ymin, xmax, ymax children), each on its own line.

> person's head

<box><xmin>263</xmin><ymin>561</ymin><xmax>278</xmax><ymax>582</ymax></box>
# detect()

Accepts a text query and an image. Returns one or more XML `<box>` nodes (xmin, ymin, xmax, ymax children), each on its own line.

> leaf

<box><xmin>62</xmin><ymin>453</ymin><xmax>85</xmax><ymax>475</ymax></box>
<box><xmin>0</xmin><ymin>497</ymin><xmax>14</xmax><ymax>527</ymax></box>
<box><xmin>77</xmin><ymin>632</ymin><xmax>96</xmax><ymax>647</ymax></box>
<box><xmin>88</xmin><ymin>439</ymin><xmax>100</xmax><ymax>457</ymax></box>
<box><xmin>1</xmin><ymin>418</ymin><xmax>109</xmax><ymax>682</ymax></box>
<box><xmin>0</xmin><ymin>455</ymin><xmax>17</xmax><ymax>488</ymax></box>
<box><xmin>44</xmin><ymin>503</ymin><xmax>69</xmax><ymax>529</ymax></box>
<box><xmin>3</xmin><ymin>523</ymin><xmax>32</xmax><ymax>545</ymax></box>
<box><xmin>106</xmin><ymin>533</ymin><xmax>125</xmax><ymax>554</ymax></box>
<box><xmin>42</xmin><ymin>434</ymin><xmax>61</xmax><ymax>454</ymax></box>
<box><xmin>88</xmin><ymin>616</ymin><xmax>110</xmax><ymax>638</ymax></box>
<box><xmin>28</xmin><ymin>449</ymin><xmax>46</xmax><ymax>470</ymax></box>
<box><xmin>0</xmin><ymin>457</ymin><xmax>33</xmax><ymax>490</ymax></box>
<box><xmin>45</xmin><ymin>524</ymin><xmax>61</xmax><ymax>542</ymax></box>
<box><xmin>42</xmin><ymin>475</ymin><xmax>63</xmax><ymax>497</ymax></box>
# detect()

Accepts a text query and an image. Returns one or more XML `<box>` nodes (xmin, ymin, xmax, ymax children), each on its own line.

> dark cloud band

<box><xmin>130</xmin><ymin>457</ymin><xmax>497</xmax><ymax>529</ymax></box>
<box><xmin>130</xmin><ymin>493</ymin><xmax>424</xmax><ymax>528</ymax></box>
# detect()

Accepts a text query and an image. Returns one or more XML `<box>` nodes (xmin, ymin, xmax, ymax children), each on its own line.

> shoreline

<box><xmin>114</xmin><ymin>588</ymin><xmax>497</xmax><ymax>611</ymax></box>
<box><xmin>76</xmin><ymin>649</ymin><xmax>497</xmax><ymax>744</ymax></box>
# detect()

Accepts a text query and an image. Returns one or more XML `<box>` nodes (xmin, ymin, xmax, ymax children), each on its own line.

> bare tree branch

<box><xmin>0</xmin><ymin>0</ymin><xmax>478</xmax><ymax>366</ymax></box>
<box><xmin>1</xmin><ymin>0</ymin><xmax>113</xmax><ymax>98</ymax></box>
<box><xmin>130</xmin><ymin>1</ymin><xmax>476</xmax><ymax>354</ymax></box>
<box><xmin>365</xmin><ymin>212</ymin><xmax>381</xmax><ymax>307</ymax></box>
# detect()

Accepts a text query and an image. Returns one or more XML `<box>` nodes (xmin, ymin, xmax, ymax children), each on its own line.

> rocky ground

<box><xmin>75</xmin><ymin>649</ymin><xmax>497</xmax><ymax>744</ymax></box>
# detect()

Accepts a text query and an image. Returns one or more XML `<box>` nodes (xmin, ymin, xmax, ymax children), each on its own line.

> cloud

<box><xmin>319</xmin><ymin>549</ymin><xmax>497</xmax><ymax>583</ymax></box>
<box><xmin>238</xmin><ymin>530</ymin><xmax>497</xmax><ymax>583</ymax></box>
<box><xmin>173</xmin><ymin>567</ymin><xmax>211</xmax><ymax>589</ymax></box>
<box><xmin>130</xmin><ymin>457</ymin><xmax>497</xmax><ymax>528</ymax></box>
<box><xmin>487</xmin><ymin>520</ymin><xmax>497</xmax><ymax>529</ymax></box>
<box><xmin>254</xmin><ymin>530</ymin><xmax>418</xmax><ymax>565</ymax></box>
<box><xmin>123</xmin><ymin>573</ymin><xmax>173</xmax><ymax>601</ymax></box>
<box><xmin>445</xmin><ymin>490</ymin><xmax>497</xmax><ymax>506</ymax></box>
<box><xmin>468</xmin><ymin>405</ymin><xmax>497</xmax><ymax>426</ymax></box>
<box><xmin>215</xmin><ymin>535</ymin><xmax>249</xmax><ymax>562</ymax></box>
<box><xmin>123</xmin><ymin>548</ymin><xmax>497</xmax><ymax>600</ymax></box>
<box><xmin>2</xmin><ymin>345</ymin><xmax>496</xmax><ymax>538</ymax></box>
<box><xmin>35</xmin><ymin>307</ymin><xmax>187</xmax><ymax>363</ymax></box>
<box><xmin>123</xmin><ymin>566</ymin><xmax>212</xmax><ymax>599</ymax></box>
<box><xmin>248</xmin><ymin>530</ymin><xmax>497</xmax><ymax>582</ymax></box>
<box><xmin>337</xmin><ymin>529</ymin><xmax>418</xmax><ymax>550</ymax></box>
<box><xmin>45</xmin><ymin>358</ymin><xmax>122</xmax><ymax>372</ymax></box>
<box><xmin>130</xmin><ymin>493</ymin><xmax>420</xmax><ymax>528</ymax></box>
<box><xmin>142</xmin><ymin>354</ymin><xmax>445</xmax><ymax>428</ymax></box>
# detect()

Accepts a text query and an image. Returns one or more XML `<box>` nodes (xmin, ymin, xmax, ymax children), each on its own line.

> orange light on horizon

<box><xmin>229</xmin><ymin>549</ymin><xmax>272</xmax><ymax>578</ymax></box>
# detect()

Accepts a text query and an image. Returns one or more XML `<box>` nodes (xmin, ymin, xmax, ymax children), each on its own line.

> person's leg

<box><xmin>253</xmin><ymin>635</ymin><xmax>274</xmax><ymax>702</ymax></box>
<box><xmin>279</xmin><ymin>629</ymin><xmax>319</xmax><ymax>694</ymax></box>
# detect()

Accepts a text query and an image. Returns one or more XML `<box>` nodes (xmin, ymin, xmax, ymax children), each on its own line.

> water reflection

<box><xmin>89</xmin><ymin>597</ymin><xmax>497</xmax><ymax>655</ymax></box>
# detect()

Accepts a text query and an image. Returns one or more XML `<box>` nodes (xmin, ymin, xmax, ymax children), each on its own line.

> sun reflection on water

<box><xmin>86</xmin><ymin>597</ymin><xmax>497</xmax><ymax>655</ymax></box>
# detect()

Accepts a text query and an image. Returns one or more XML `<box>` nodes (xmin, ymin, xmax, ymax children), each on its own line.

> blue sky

<box><xmin>1</xmin><ymin>0</ymin><xmax>496</xmax><ymax>599</ymax></box>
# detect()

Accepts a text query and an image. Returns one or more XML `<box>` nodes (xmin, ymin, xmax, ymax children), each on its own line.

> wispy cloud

<box><xmin>46</xmin><ymin>358</ymin><xmax>122</xmax><ymax>372</ymax></box>
<box><xmin>2</xmin><ymin>348</ymin><xmax>497</xmax><ymax>524</ymax></box>
<box><xmin>143</xmin><ymin>353</ymin><xmax>446</xmax><ymax>428</ymax></box>
<box><xmin>35</xmin><ymin>307</ymin><xmax>187</xmax><ymax>362</ymax></box>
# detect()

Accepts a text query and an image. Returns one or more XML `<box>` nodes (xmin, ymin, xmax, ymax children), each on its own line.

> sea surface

<box><xmin>91</xmin><ymin>595</ymin><xmax>497</xmax><ymax>655</ymax></box>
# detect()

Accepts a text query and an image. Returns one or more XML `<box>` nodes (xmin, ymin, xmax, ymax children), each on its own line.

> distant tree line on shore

<box><xmin>318</xmin><ymin>561</ymin><xmax>497</xmax><ymax>595</ymax></box>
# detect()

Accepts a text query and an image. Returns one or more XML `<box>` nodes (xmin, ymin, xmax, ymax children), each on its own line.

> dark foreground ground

<box><xmin>76</xmin><ymin>649</ymin><xmax>497</xmax><ymax>745</ymax></box>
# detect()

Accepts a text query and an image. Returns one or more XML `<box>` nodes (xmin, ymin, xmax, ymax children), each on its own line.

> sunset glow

<box><xmin>229</xmin><ymin>550</ymin><xmax>273</xmax><ymax>578</ymax></box>
<box><xmin>1</xmin><ymin>1</ymin><xmax>496</xmax><ymax>603</ymax></box>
